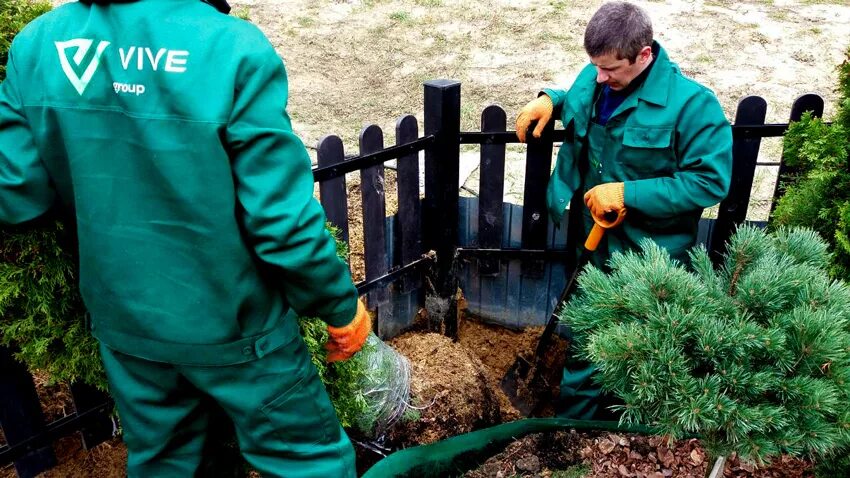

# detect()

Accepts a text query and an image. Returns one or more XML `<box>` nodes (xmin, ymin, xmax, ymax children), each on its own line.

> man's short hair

<box><xmin>584</xmin><ymin>1</ymin><xmax>653</xmax><ymax>62</ymax></box>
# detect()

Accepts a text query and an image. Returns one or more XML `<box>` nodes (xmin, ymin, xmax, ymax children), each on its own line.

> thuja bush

<box><xmin>770</xmin><ymin>49</ymin><xmax>850</xmax><ymax>476</ymax></box>
<box><xmin>0</xmin><ymin>222</ymin><xmax>104</xmax><ymax>388</ymax></box>
<box><xmin>1</xmin><ymin>0</ymin><xmax>50</xmax><ymax>81</ymax></box>
<box><xmin>1</xmin><ymin>218</ymin><xmax>381</xmax><ymax>432</ymax></box>
<box><xmin>299</xmin><ymin>229</ymin><xmax>382</xmax><ymax>432</ymax></box>
<box><xmin>0</xmin><ymin>0</ymin><xmax>100</xmax><ymax>387</ymax></box>
<box><xmin>559</xmin><ymin>226</ymin><xmax>850</xmax><ymax>466</ymax></box>
<box><xmin>772</xmin><ymin>48</ymin><xmax>850</xmax><ymax>280</ymax></box>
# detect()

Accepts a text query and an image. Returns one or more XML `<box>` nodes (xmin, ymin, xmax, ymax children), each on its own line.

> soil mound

<box><xmin>387</xmin><ymin>332</ymin><xmax>500</xmax><ymax>446</ymax></box>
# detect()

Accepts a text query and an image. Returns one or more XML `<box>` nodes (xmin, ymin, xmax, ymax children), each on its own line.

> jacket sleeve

<box><xmin>623</xmin><ymin>89</ymin><xmax>732</xmax><ymax>218</ymax></box>
<box><xmin>0</xmin><ymin>45</ymin><xmax>55</xmax><ymax>224</ymax></box>
<box><xmin>542</xmin><ymin>87</ymin><xmax>568</xmax><ymax>117</ymax></box>
<box><xmin>226</xmin><ymin>35</ymin><xmax>357</xmax><ymax>327</ymax></box>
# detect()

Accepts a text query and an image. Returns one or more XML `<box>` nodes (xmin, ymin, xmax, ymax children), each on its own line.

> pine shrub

<box><xmin>559</xmin><ymin>226</ymin><xmax>850</xmax><ymax>465</ymax></box>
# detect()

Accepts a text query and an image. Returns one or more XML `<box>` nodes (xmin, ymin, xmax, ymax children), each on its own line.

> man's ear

<box><xmin>639</xmin><ymin>46</ymin><xmax>653</xmax><ymax>64</ymax></box>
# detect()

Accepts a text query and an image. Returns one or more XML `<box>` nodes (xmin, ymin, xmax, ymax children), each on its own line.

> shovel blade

<box><xmin>499</xmin><ymin>356</ymin><xmax>538</xmax><ymax>416</ymax></box>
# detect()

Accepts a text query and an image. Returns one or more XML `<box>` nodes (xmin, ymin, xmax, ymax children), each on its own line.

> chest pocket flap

<box><xmin>623</xmin><ymin>127</ymin><xmax>672</xmax><ymax>149</ymax></box>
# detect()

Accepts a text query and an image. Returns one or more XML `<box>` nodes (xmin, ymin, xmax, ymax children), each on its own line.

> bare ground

<box><xmin>237</xmin><ymin>0</ymin><xmax>850</xmax><ymax>222</ymax></box>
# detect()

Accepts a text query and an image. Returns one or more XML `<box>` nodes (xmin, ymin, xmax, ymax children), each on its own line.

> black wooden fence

<box><xmin>0</xmin><ymin>80</ymin><xmax>825</xmax><ymax>477</ymax></box>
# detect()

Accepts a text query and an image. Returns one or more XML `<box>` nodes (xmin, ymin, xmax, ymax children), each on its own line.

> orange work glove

<box><xmin>326</xmin><ymin>298</ymin><xmax>371</xmax><ymax>363</ymax></box>
<box><xmin>515</xmin><ymin>94</ymin><xmax>553</xmax><ymax>143</ymax></box>
<box><xmin>584</xmin><ymin>182</ymin><xmax>625</xmax><ymax>219</ymax></box>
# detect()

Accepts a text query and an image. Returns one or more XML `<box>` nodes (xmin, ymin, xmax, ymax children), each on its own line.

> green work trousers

<box><xmin>555</xmin><ymin>121</ymin><xmax>623</xmax><ymax>421</ymax></box>
<box><xmin>99</xmin><ymin>336</ymin><xmax>355</xmax><ymax>478</ymax></box>
<box><xmin>556</xmin><ymin>358</ymin><xmax>622</xmax><ymax>421</ymax></box>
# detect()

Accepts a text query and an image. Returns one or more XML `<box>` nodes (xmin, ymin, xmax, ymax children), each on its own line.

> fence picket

<box><xmin>478</xmin><ymin>105</ymin><xmax>508</xmax><ymax>276</ymax></box>
<box><xmin>68</xmin><ymin>383</ymin><xmax>114</xmax><ymax>450</ymax></box>
<box><xmin>771</xmin><ymin>93</ymin><xmax>825</xmax><ymax>208</ymax></box>
<box><xmin>521</xmin><ymin>119</ymin><xmax>555</xmax><ymax>279</ymax></box>
<box><xmin>360</xmin><ymin>125</ymin><xmax>389</xmax><ymax>308</ymax></box>
<box><xmin>710</xmin><ymin>96</ymin><xmax>767</xmax><ymax>262</ymax></box>
<box><xmin>0</xmin><ymin>347</ymin><xmax>56</xmax><ymax>478</ymax></box>
<box><xmin>423</xmin><ymin>80</ymin><xmax>462</xmax><ymax>337</ymax></box>
<box><xmin>395</xmin><ymin>115</ymin><xmax>422</xmax><ymax>293</ymax></box>
<box><xmin>317</xmin><ymin>135</ymin><xmax>350</xmax><ymax>246</ymax></box>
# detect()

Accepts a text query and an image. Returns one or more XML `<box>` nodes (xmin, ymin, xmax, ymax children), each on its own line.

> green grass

<box><xmin>549</xmin><ymin>0</ymin><xmax>569</xmax><ymax>12</ymax></box>
<box><xmin>767</xmin><ymin>9</ymin><xmax>788</xmax><ymax>21</ymax></box>
<box><xmin>297</xmin><ymin>16</ymin><xmax>316</xmax><ymax>28</ymax></box>
<box><xmin>389</xmin><ymin>10</ymin><xmax>412</xmax><ymax>22</ymax></box>
<box><xmin>551</xmin><ymin>464</ymin><xmax>590</xmax><ymax>478</ymax></box>
<box><xmin>232</xmin><ymin>6</ymin><xmax>250</xmax><ymax>21</ymax></box>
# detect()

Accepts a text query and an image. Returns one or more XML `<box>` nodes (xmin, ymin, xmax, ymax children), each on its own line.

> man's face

<box><xmin>590</xmin><ymin>46</ymin><xmax>653</xmax><ymax>91</ymax></box>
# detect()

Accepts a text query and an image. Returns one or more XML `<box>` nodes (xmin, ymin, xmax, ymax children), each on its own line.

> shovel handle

<box><xmin>534</xmin><ymin>207</ymin><xmax>627</xmax><ymax>356</ymax></box>
<box><xmin>584</xmin><ymin>208</ymin><xmax>626</xmax><ymax>251</ymax></box>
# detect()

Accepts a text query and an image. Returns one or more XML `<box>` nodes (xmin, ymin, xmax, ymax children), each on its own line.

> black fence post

<box><xmin>423</xmin><ymin>79</ymin><xmax>461</xmax><ymax>338</ymax></box>
<box><xmin>710</xmin><ymin>96</ymin><xmax>767</xmax><ymax>263</ymax></box>
<box><xmin>0</xmin><ymin>347</ymin><xmax>56</xmax><ymax>478</ymax></box>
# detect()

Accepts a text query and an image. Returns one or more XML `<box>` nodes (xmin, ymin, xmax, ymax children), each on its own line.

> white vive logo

<box><xmin>55</xmin><ymin>39</ymin><xmax>111</xmax><ymax>95</ymax></box>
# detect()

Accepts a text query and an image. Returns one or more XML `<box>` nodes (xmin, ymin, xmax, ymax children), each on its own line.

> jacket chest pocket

<box><xmin>619</xmin><ymin>126</ymin><xmax>676</xmax><ymax>177</ymax></box>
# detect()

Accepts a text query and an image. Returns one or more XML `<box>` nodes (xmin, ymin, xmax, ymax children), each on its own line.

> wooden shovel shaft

<box><xmin>531</xmin><ymin>222</ymin><xmax>604</xmax><ymax>358</ymax></box>
<box><xmin>530</xmin><ymin>203</ymin><xmax>627</xmax><ymax>359</ymax></box>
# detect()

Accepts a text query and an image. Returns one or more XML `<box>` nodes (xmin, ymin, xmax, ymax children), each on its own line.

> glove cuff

<box><xmin>535</xmin><ymin>94</ymin><xmax>554</xmax><ymax>115</ymax></box>
<box><xmin>611</xmin><ymin>182</ymin><xmax>625</xmax><ymax>209</ymax></box>
<box><xmin>328</xmin><ymin>298</ymin><xmax>368</xmax><ymax>335</ymax></box>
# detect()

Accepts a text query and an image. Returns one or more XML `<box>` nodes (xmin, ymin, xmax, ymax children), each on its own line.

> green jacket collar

<box><xmin>636</xmin><ymin>41</ymin><xmax>672</xmax><ymax>107</ymax></box>
<box><xmin>78</xmin><ymin>0</ymin><xmax>231</xmax><ymax>14</ymax></box>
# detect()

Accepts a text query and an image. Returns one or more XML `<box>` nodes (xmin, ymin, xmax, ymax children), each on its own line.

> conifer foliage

<box><xmin>0</xmin><ymin>1</ymin><xmax>101</xmax><ymax>386</ymax></box>
<box><xmin>772</xmin><ymin>49</ymin><xmax>850</xmax><ymax>279</ymax></box>
<box><xmin>559</xmin><ymin>226</ymin><xmax>850</xmax><ymax>463</ymax></box>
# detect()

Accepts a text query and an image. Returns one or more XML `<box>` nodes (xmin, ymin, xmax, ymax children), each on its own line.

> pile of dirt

<box><xmin>386</xmin><ymin>332</ymin><xmax>500</xmax><ymax>447</ymax></box>
<box><xmin>464</xmin><ymin>430</ymin><xmax>815</xmax><ymax>478</ymax></box>
<box><xmin>458</xmin><ymin>316</ymin><xmax>567</xmax><ymax>421</ymax></box>
<box><xmin>458</xmin><ymin>318</ymin><xmax>545</xmax><ymax>380</ymax></box>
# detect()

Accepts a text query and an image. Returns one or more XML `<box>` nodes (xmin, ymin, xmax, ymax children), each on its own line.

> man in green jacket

<box><xmin>516</xmin><ymin>1</ymin><xmax>732</xmax><ymax>419</ymax></box>
<box><xmin>0</xmin><ymin>0</ymin><xmax>370</xmax><ymax>476</ymax></box>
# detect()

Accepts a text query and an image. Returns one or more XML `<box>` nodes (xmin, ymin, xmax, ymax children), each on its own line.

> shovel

<box><xmin>499</xmin><ymin>208</ymin><xmax>626</xmax><ymax>415</ymax></box>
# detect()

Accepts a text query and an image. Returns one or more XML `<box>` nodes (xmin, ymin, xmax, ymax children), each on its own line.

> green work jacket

<box><xmin>544</xmin><ymin>42</ymin><xmax>733</xmax><ymax>263</ymax></box>
<box><xmin>0</xmin><ymin>0</ymin><xmax>357</xmax><ymax>365</ymax></box>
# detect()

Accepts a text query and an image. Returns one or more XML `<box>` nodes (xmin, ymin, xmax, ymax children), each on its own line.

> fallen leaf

<box><xmin>599</xmin><ymin>438</ymin><xmax>617</xmax><ymax>455</ymax></box>
<box><xmin>690</xmin><ymin>448</ymin><xmax>705</xmax><ymax>466</ymax></box>
<box><xmin>658</xmin><ymin>447</ymin><xmax>676</xmax><ymax>467</ymax></box>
